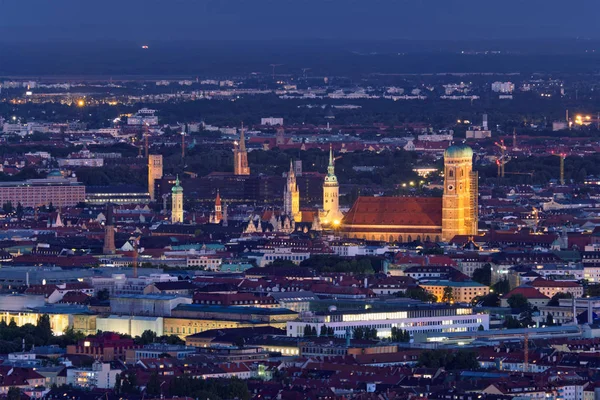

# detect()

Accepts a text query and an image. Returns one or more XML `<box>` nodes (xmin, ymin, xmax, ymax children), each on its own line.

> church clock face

<box><xmin>447</xmin><ymin>184</ymin><xmax>454</xmax><ymax>191</ymax></box>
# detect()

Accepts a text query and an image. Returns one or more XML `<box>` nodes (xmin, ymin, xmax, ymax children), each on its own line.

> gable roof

<box><xmin>343</xmin><ymin>196</ymin><xmax>442</xmax><ymax>227</ymax></box>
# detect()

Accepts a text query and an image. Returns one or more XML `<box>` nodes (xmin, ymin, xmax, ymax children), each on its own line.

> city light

<box><xmin>77</xmin><ymin>99</ymin><xmax>85</xmax><ymax>107</ymax></box>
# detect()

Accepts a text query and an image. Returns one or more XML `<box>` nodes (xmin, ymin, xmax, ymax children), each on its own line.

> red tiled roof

<box><xmin>502</xmin><ymin>286</ymin><xmax>549</xmax><ymax>299</ymax></box>
<box><xmin>530</xmin><ymin>278</ymin><xmax>581</xmax><ymax>288</ymax></box>
<box><xmin>343</xmin><ymin>196</ymin><xmax>442</xmax><ymax>227</ymax></box>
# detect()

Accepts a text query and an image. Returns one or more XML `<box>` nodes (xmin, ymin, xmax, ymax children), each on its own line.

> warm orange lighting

<box><xmin>77</xmin><ymin>100</ymin><xmax>85</xmax><ymax>107</ymax></box>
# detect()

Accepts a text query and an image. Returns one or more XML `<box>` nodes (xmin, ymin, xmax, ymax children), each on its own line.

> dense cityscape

<box><xmin>3</xmin><ymin>2</ymin><xmax>600</xmax><ymax>400</ymax></box>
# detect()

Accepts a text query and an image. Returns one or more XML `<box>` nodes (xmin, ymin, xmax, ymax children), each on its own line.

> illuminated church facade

<box><xmin>340</xmin><ymin>144</ymin><xmax>478</xmax><ymax>242</ymax></box>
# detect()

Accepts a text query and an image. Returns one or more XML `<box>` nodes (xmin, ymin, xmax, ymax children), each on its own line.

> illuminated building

<box><xmin>102</xmin><ymin>205</ymin><xmax>116</xmax><ymax>255</ymax></box>
<box><xmin>287</xmin><ymin>304</ymin><xmax>488</xmax><ymax>339</ymax></box>
<box><xmin>419</xmin><ymin>280</ymin><xmax>489</xmax><ymax>303</ymax></box>
<box><xmin>165</xmin><ymin>304</ymin><xmax>298</xmax><ymax>338</ymax></box>
<box><xmin>147</xmin><ymin>154</ymin><xmax>163</xmax><ymax>201</ymax></box>
<box><xmin>283</xmin><ymin>160</ymin><xmax>301</xmax><ymax>222</ymax></box>
<box><xmin>209</xmin><ymin>190</ymin><xmax>223</xmax><ymax>224</ymax></box>
<box><xmin>171</xmin><ymin>176</ymin><xmax>184</xmax><ymax>223</ymax></box>
<box><xmin>340</xmin><ymin>144</ymin><xmax>477</xmax><ymax>242</ymax></box>
<box><xmin>442</xmin><ymin>144</ymin><xmax>478</xmax><ymax>240</ymax></box>
<box><xmin>233</xmin><ymin>125</ymin><xmax>250</xmax><ymax>175</ymax></box>
<box><xmin>66</xmin><ymin>361</ymin><xmax>122</xmax><ymax>389</ymax></box>
<box><xmin>319</xmin><ymin>145</ymin><xmax>343</xmax><ymax>226</ymax></box>
<box><xmin>0</xmin><ymin>175</ymin><xmax>85</xmax><ymax>208</ymax></box>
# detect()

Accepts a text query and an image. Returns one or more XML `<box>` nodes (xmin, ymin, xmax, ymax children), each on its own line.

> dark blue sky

<box><xmin>1</xmin><ymin>0</ymin><xmax>599</xmax><ymax>41</ymax></box>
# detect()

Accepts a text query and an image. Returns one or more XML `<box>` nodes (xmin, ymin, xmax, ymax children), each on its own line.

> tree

<box><xmin>114</xmin><ymin>373</ymin><xmax>122</xmax><ymax>395</ymax></box>
<box><xmin>138</xmin><ymin>330</ymin><xmax>157</xmax><ymax>345</ymax></box>
<box><xmin>492</xmin><ymin>278</ymin><xmax>511</xmax><ymax>295</ymax></box>
<box><xmin>145</xmin><ymin>372</ymin><xmax>162</xmax><ymax>397</ymax></box>
<box><xmin>320</xmin><ymin>325</ymin><xmax>329</xmax><ymax>337</ymax></box>
<box><xmin>233</xmin><ymin>336</ymin><xmax>245</xmax><ymax>348</ymax></box>
<box><xmin>7</xmin><ymin>387</ymin><xmax>21</xmax><ymax>400</ymax></box>
<box><xmin>2</xmin><ymin>201</ymin><xmax>13</xmax><ymax>214</ymax></box>
<box><xmin>546</xmin><ymin>314</ymin><xmax>555</xmax><ymax>326</ymax></box>
<box><xmin>478</xmin><ymin>324</ymin><xmax>485</xmax><ymax>331</ymax></box>
<box><xmin>35</xmin><ymin>314</ymin><xmax>53</xmax><ymax>345</ymax></box>
<box><xmin>353</xmin><ymin>327</ymin><xmax>365</xmax><ymax>340</ymax></box>
<box><xmin>472</xmin><ymin>264</ymin><xmax>492</xmax><ymax>286</ymax></box>
<box><xmin>548</xmin><ymin>292</ymin><xmax>572</xmax><ymax>307</ymax></box>
<box><xmin>507</xmin><ymin>294</ymin><xmax>529</xmax><ymax>310</ymax></box>
<box><xmin>503</xmin><ymin>316</ymin><xmax>523</xmax><ymax>329</ymax></box>
<box><xmin>96</xmin><ymin>288</ymin><xmax>110</xmax><ymax>301</ymax></box>
<box><xmin>418</xmin><ymin>349</ymin><xmax>478</xmax><ymax>370</ymax></box>
<box><xmin>400</xmin><ymin>286</ymin><xmax>437</xmax><ymax>302</ymax></box>
<box><xmin>303</xmin><ymin>325</ymin><xmax>313</xmax><ymax>337</ymax></box>
<box><xmin>441</xmin><ymin>286</ymin><xmax>455</xmax><ymax>303</ymax></box>
<box><xmin>310</xmin><ymin>326</ymin><xmax>317</xmax><ymax>337</ymax></box>
<box><xmin>15</xmin><ymin>203</ymin><xmax>23</xmax><ymax>221</ymax></box>
<box><xmin>472</xmin><ymin>293</ymin><xmax>500</xmax><ymax>307</ymax></box>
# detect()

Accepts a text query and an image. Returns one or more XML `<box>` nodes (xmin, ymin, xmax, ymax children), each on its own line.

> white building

<box><xmin>287</xmin><ymin>305</ymin><xmax>488</xmax><ymax>339</ymax></box>
<box><xmin>491</xmin><ymin>82</ymin><xmax>515</xmax><ymax>93</ymax></box>
<box><xmin>96</xmin><ymin>315</ymin><xmax>164</xmax><ymax>337</ymax></box>
<box><xmin>259</xmin><ymin>249</ymin><xmax>311</xmax><ymax>267</ymax></box>
<box><xmin>261</xmin><ymin>117</ymin><xmax>284</xmax><ymax>126</ymax></box>
<box><xmin>67</xmin><ymin>361</ymin><xmax>122</xmax><ymax>389</ymax></box>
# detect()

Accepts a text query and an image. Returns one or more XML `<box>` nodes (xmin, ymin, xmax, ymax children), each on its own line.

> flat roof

<box><xmin>173</xmin><ymin>304</ymin><xmax>297</xmax><ymax>316</ymax></box>
<box><xmin>112</xmin><ymin>294</ymin><xmax>189</xmax><ymax>300</ymax></box>
<box><xmin>420</xmin><ymin>280</ymin><xmax>487</xmax><ymax>287</ymax></box>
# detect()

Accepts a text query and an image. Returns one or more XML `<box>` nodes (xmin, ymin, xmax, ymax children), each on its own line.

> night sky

<box><xmin>1</xmin><ymin>0</ymin><xmax>599</xmax><ymax>42</ymax></box>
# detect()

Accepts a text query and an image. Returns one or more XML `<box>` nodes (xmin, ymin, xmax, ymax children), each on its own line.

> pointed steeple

<box><xmin>327</xmin><ymin>144</ymin><xmax>335</xmax><ymax>176</ymax></box>
<box><xmin>215</xmin><ymin>189</ymin><xmax>221</xmax><ymax>206</ymax></box>
<box><xmin>239</xmin><ymin>122</ymin><xmax>246</xmax><ymax>151</ymax></box>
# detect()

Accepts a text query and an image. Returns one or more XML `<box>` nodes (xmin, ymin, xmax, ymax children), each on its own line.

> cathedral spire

<box><xmin>239</xmin><ymin>122</ymin><xmax>246</xmax><ymax>151</ymax></box>
<box><xmin>328</xmin><ymin>144</ymin><xmax>335</xmax><ymax>176</ymax></box>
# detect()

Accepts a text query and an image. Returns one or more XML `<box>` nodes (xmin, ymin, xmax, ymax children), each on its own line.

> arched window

<box><xmin>389</xmin><ymin>235</ymin><xmax>394</xmax><ymax>243</ymax></box>
<box><xmin>398</xmin><ymin>235</ymin><xmax>403</xmax><ymax>243</ymax></box>
<box><xmin>407</xmin><ymin>235</ymin><xmax>412</xmax><ymax>242</ymax></box>
<box><xmin>425</xmin><ymin>235</ymin><xmax>431</xmax><ymax>242</ymax></box>
<box><xmin>448</xmin><ymin>169</ymin><xmax>454</xmax><ymax>178</ymax></box>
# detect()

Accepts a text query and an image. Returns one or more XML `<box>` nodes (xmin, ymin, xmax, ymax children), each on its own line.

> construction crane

<box><xmin>132</xmin><ymin>236</ymin><xmax>141</xmax><ymax>278</ymax></box>
<box><xmin>269</xmin><ymin>64</ymin><xmax>282</xmax><ymax>81</ymax></box>
<box><xmin>494</xmin><ymin>140</ymin><xmax>509</xmax><ymax>178</ymax></box>
<box><xmin>551</xmin><ymin>151</ymin><xmax>566</xmax><ymax>185</ymax></box>
<box><xmin>181</xmin><ymin>125</ymin><xmax>186</xmax><ymax>160</ymax></box>
<box><xmin>523</xmin><ymin>330</ymin><xmax>529</xmax><ymax>373</ymax></box>
<box><xmin>301</xmin><ymin>67</ymin><xmax>311</xmax><ymax>80</ymax></box>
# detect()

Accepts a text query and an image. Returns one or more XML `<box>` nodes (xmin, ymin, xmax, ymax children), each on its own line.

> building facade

<box><xmin>233</xmin><ymin>125</ymin><xmax>250</xmax><ymax>175</ymax></box>
<box><xmin>283</xmin><ymin>160</ymin><xmax>301</xmax><ymax>222</ymax></box>
<box><xmin>320</xmin><ymin>145</ymin><xmax>343</xmax><ymax>226</ymax></box>
<box><xmin>0</xmin><ymin>176</ymin><xmax>85</xmax><ymax>208</ymax></box>
<box><xmin>171</xmin><ymin>176</ymin><xmax>184</xmax><ymax>223</ymax></box>
<box><xmin>148</xmin><ymin>154</ymin><xmax>163</xmax><ymax>201</ymax></box>
<box><xmin>442</xmin><ymin>144</ymin><xmax>478</xmax><ymax>241</ymax></box>
<box><xmin>287</xmin><ymin>305</ymin><xmax>488</xmax><ymax>339</ymax></box>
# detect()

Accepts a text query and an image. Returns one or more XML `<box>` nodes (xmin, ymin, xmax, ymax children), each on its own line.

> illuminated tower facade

<box><xmin>233</xmin><ymin>124</ymin><xmax>250</xmax><ymax>175</ymax></box>
<box><xmin>148</xmin><ymin>154</ymin><xmax>163</xmax><ymax>201</ymax></box>
<box><xmin>210</xmin><ymin>190</ymin><xmax>223</xmax><ymax>224</ymax></box>
<box><xmin>442</xmin><ymin>144</ymin><xmax>478</xmax><ymax>241</ymax></box>
<box><xmin>283</xmin><ymin>160</ymin><xmax>301</xmax><ymax>222</ymax></box>
<box><xmin>321</xmin><ymin>145</ymin><xmax>342</xmax><ymax>225</ymax></box>
<box><xmin>102</xmin><ymin>205</ymin><xmax>116</xmax><ymax>255</ymax></box>
<box><xmin>171</xmin><ymin>176</ymin><xmax>184</xmax><ymax>224</ymax></box>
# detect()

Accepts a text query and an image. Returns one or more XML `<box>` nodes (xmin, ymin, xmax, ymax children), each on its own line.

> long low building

<box><xmin>419</xmin><ymin>280</ymin><xmax>489</xmax><ymax>303</ymax></box>
<box><xmin>286</xmin><ymin>304</ymin><xmax>488</xmax><ymax>339</ymax></box>
<box><xmin>0</xmin><ymin>175</ymin><xmax>85</xmax><ymax>207</ymax></box>
<box><xmin>415</xmin><ymin>325</ymin><xmax>583</xmax><ymax>345</ymax></box>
